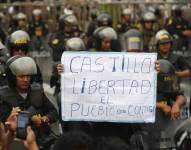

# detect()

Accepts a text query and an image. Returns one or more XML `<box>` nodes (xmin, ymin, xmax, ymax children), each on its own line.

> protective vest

<box><xmin>0</xmin><ymin>83</ymin><xmax>44</xmax><ymax>120</ymax></box>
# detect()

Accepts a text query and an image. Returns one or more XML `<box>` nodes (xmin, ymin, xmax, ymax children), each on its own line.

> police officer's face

<box><xmin>18</xmin><ymin>19</ymin><xmax>26</xmax><ymax>27</ymax></box>
<box><xmin>159</xmin><ymin>42</ymin><xmax>171</xmax><ymax>54</ymax></box>
<box><xmin>12</xmin><ymin>49</ymin><xmax>26</xmax><ymax>56</ymax></box>
<box><xmin>16</xmin><ymin>75</ymin><xmax>31</xmax><ymax>92</ymax></box>
<box><xmin>123</xmin><ymin>15</ymin><xmax>131</xmax><ymax>22</ymax></box>
<box><xmin>101</xmin><ymin>38</ymin><xmax>111</xmax><ymax>51</ymax></box>
<box><xmin>144</xmin><ymin>21</ymin><xmax>153</xmax><ymax>30</ymax></box>
<box><xmin>34</xmin><ymin>15</ymin><xmax>41</xmax><ymax>21</ymax></box>
<box><xmin>64</xmin><ymin>24</ymin><xmax>72</xmax><ymax>33</ymax></box>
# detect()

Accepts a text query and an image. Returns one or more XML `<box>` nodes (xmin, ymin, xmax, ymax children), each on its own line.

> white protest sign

<box><xmin>61</xmin><ymin>52</ymin><xmax>157</xmax><ymax>123</ymax></box>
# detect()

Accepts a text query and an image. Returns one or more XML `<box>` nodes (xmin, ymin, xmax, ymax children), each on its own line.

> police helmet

<box><xmin>90</xmin><ymin>10</ymin><xmax>97</xmax><ymax>19</ymax></box>
<box><xmin>172</xmin><ymin>5</ymin><xmax>182</xmax><ymax>16</ymax></box>
<box><xmin>6</xmin><ymin>56</ymin><xmax>37</xmax><ymax>87</ymax></box>
<box><xmin>8</xmin><ymin>6</ymin><xmax>14</xmax><ymax>15</ymax></box>
<box><xmin>64</xmin><ymin>8</ymin><xmax>73</xmax><ymax>15</ymax></box>
<box><xmin>94</xmin><ymin>27</ymin><xmax>117</xmax><ymax>41</ymax></box>
<box><xmin>157</xmin><ymin>59</ymin><xmax>179</xmax><ymax>93</ymax></box>
<box><xmin>153</xmin><ymin>5</ymin><xmax>164</xmax><ymax>16</ymax></box>
<box><xmin>155</xmin><ymin>30</ymin><xmax>173</xmax><ymax>45</ymax></box>
<box><xmin>97</xmin><ymin>12</ymin><xmax>112</xmax><ymax>27</ymax></box>
<box><xmin>122</xmin><ymin>8</ymin><xmax>132</xmax><ymax>16</ymax></box>
<box><xmin>32</xmin><ymin>9</ymin><xmax>42</xmax><ymax>16</ymax></box>
<box><xmin>124</xmin><ymin>29</ymin><xmax>143</xmax><ymax>52</ymax></box>
<box><xmin>147</xmin><ymin>6</ymin><xmax>155</xmax><ymax>13</ymax></box>
<box><xmin>8</xmin><ymin>30</ymin><xmax>30</xmax><ymax>55</ymax></box>
<box><xmin>59</xmin><ymin>14</ymin><xmax>78</xmax><ymax>29</ymax></box>
<box><xmin>16</xmin><ymin>12</ymin><xmax>27</xmax><ymax>20</ymax></box>
<box><xmin>143</xmin><ymin>11</ymin><xmax>156</xmax><ymax>22</ymax></box>
<box><xmin>66</xmin><ymin>37</ymin><xmax>85</xmax><ymax>51</ymax></box>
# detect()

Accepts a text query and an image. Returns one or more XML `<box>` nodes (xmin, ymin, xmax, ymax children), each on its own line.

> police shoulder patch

<box><xmin>52</xmin><ymin>38</ymin><xmax>59</xmax><ymax>45</ymax></box>
<box><xmin>168</xmin><ymin>19</ymin><xmax>172</xmax><ymax>25</ymax></box>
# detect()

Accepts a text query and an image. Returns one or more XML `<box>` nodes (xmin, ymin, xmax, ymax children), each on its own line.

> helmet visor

<box><xmin>126</xmin><ymin>37</ymin><xmax>142</xmax><ymax>51</ymax></box>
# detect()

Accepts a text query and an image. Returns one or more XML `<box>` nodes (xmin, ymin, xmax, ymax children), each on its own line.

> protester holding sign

<box><xmin>92</xmin><ymin>27</ymin><xmax>120</xmax><ymax>52</ymax></box>
<box><xmin>62</xmin><ymin>51</ymin><xmax>157</xmax><ymax>142</ymax></box>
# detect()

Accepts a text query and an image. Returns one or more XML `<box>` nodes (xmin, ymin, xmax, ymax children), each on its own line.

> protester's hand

<box><xmin>41</xmin><ymin>116</ymin><xmax>49</xmax><ymax>124</ymax></box>
<box><xmin>171</xmin><ymin>103</ymin><xmax>181</xmax><ymax>120</ymax></box>
<box><xmin>0</xmin><ymin>107</ymin><xmax>21</xmax><ymax>149</ymax></box>
<box><xmin>162</xmin><ymin>104</ymin><xmax>171</xmax><ymax>115</ymax></box>
<box><xmin>155</xmin><ymin>60</ymin><xmax>160</xmax><ymax>74</ymax></box>
<box><xmin>157</xmin><ymin>102</ymin><xmax>171</xmax><ymax>115</ymax></box>
<box><xmin>32</xmin><ymin>115</ymin><xmax>50</xmax><ymax>127</ymax></box>
<box><xmin>56</xmin><ymin>64</ymin><xmax>64</xmax><ymax>76</ymax></box>
<box><xmin>23</xmin><ymin>126</ymin><xmax>39</xmax><ymax>150</ymax></box>
<box><xmin>5</xmin><ymin>107</ymin><xmax>21</xmax><ymax>132</ymax></box>
<box><xmin>32</xmin><ymin>114</ymin><xmax>42</xmax><ymax>127</ymax></box>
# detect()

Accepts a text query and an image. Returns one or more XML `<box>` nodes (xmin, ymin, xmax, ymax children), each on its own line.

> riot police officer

<box><xmin>48</xmin><ymin>14</ymin><xmax>78</xmax><ymax>62</ymax></box>
<box><xmin>156</xmin><ymin>30</ymin><xmax>190</xmax><ymax>78</ymax></box>
<box><xmin>50</xmin><ymin>37</ymin><xmax>86</xmax><ymax>96</ymax></box>
<box><xmin>28</xmin><ymin>9</ymin><xmax>49</xmax><ymax>38</ymax></box>
<box><xmin>52</xmin><ymin>37</ymin><xmax>86</xmax><ymax>102</ymax></box>
<box><xmin>0</xmin><ymin>56</ymin><xmax>58</xmax><ymax>149</ymax></box>
<box><xmin>130</xmin><ymin>59</ymin><xmax>187</xmax><ymax>150</ymax></box>
<box><xmin>93</xmin><ymin>26</ymin><xmax>120</xmax><ymax>51</ymax></box>
<box><xmin>165</xmin><ymin>5</ymin><xmax>191</xmax><ymax>52</ymax></box>
<box><xmin>117</xmin><ymin>8</ymin><xmax>137</xmax><ymax>50</ymax></box>
<box><xmin>49</xmin><ymin>14</ymin><xmax>78</xmax><ymax>94</ymax></box>
<box><xmin>117</xmin><ymin>8</ymin><xmax>134</xmax><ymax>34</ymax></box>
<box><xmin>139</xmin><ymin>11</ymin><xmax>157</xmax><ymax>52</ymax></box>
<box><xmin>86</xmin><ymin>10</ymin><xmax>98</xmax><ymax>49</ymax></box>
<box><xmin>7</xmin><ymin>30</ymin><xmax>43</xmax><ymax>84</ymax></box>
<box><xmin>13</xmin><ymin>12</ymin><xmax>28</xmax><ymax>33</ymax></box>
<box><xmin>97</xmin><ymin>12</ymin><xmax>113</xmax><ymax>27</ymax></box>
<box><xmin>0</xmin><ymin>41</ymin><xmax>9</xmax><ymax>86</ymax></box>
<box><xmin>87</xmin><ymin>10</ymin><xmax>97</xmax><ymax>37</ymax></box>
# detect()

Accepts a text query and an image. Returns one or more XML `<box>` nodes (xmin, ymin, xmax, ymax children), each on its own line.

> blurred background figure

<box><xmin>0</xmin><ymin>12</ymin><xmax>6</xmax><ymax>44</ymax></box>
<box><xmin>117</xmin><ymin>8</ymin><xmax>136</xmax><ymax>50</ymax></box>
<box><xmin>165</xmin><ymin>5</ymin><xmax>191</xmax><ymax>53</ymax></box>
<box><xmin>86</xmin><ymin>10</ymin><xmax>98</xmax><ymax>49</ymax></box>
<box><xmin>139</xmin><ymin>11</ymin><xmax>157</xmax><ymax>52</ymax></box>
<box><xmin>14</xmin><ymin>12</ymin><xmax>28</xmax><ymax>32</ymax></box>
<box><xmin>117</xmin><ymin>8</ymin><xmax>134</xmax><ymax>34</ymax></box>
<box><xmin>29</xmin><ymin>8</ymin><xmax>49</xmax><ymax>38</ymax></box>
<box><xmin>97</xmin><ymin>12</ymin><xmax>113</xmax><ymax>28</ymax></box>
<box><xmin>48</xmin><ymin>14</ymin><xmax>78</xmax><ymax>62</ymax></box>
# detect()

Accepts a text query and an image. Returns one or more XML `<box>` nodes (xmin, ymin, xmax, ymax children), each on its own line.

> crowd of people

<box><xmin>0</xmin><ymin>3</ymin><xmax>191</xmax><ymax>150</ymax></box>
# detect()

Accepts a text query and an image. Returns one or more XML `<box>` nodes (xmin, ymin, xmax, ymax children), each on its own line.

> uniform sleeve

<box><xmin>42</xmin><ymin>93</ymin><xmax>58</xmax><ymax>123</ymax></box>
<box><xmin>177</xmin><ymin>56</ymin><xmax>190</xmax><ymax>71</ymax></box>
<box><xmin>0</xmin><ymin>101</ymin><xmax>11</xmax><ymax>123</ymax></box>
